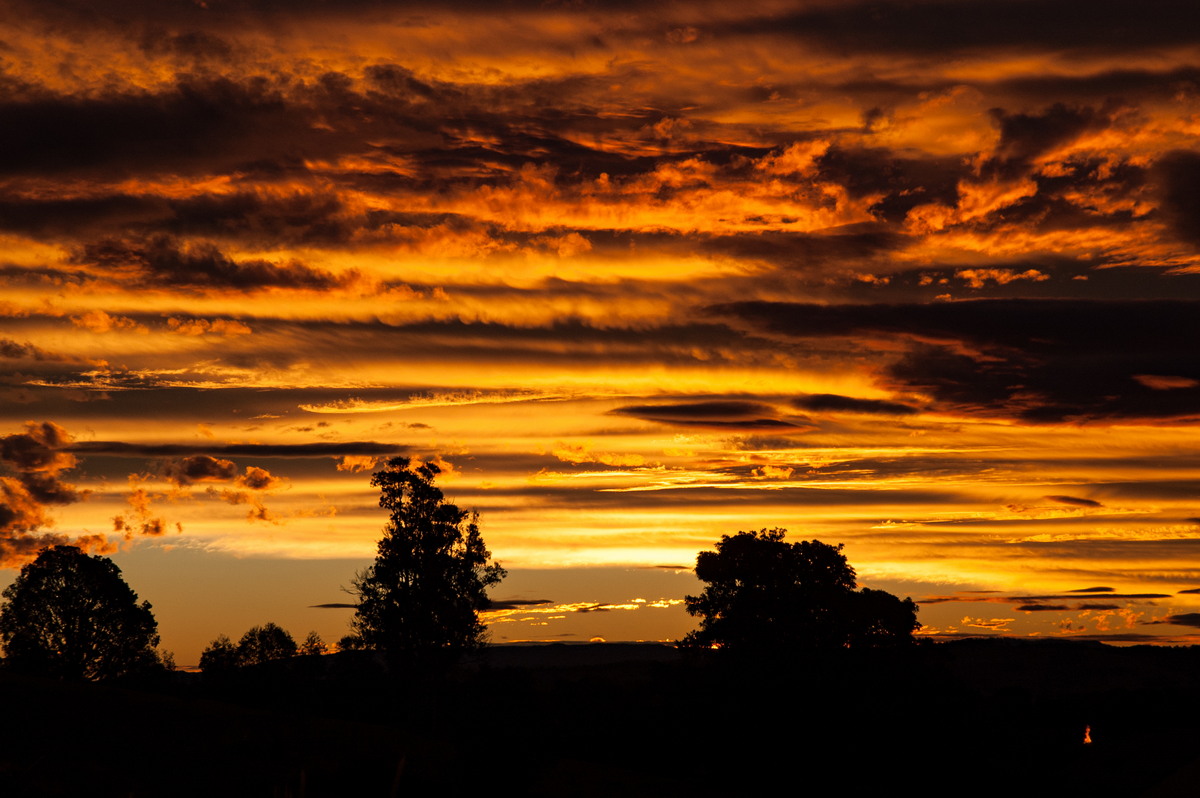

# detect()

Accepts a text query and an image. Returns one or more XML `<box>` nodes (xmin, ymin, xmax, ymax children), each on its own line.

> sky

<box><xmin>4</xmin><ymin>0</ymin><xmax>1200</xmax><ymax>666</ymax></box>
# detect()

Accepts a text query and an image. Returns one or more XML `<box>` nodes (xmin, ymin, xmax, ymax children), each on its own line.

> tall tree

<box><xmin>680</xmin><ymin>529</ymin><xmax>919</xmax><ymax>652</ymax></box>
<box><xmin>350</xmin><ymin>457</ymin><xmax>506</xmax><ymax>660</ymax></box>
<box><xmin>0</xmin><ymin>545</ymin><xmax>161</xmax><ymax>680</ymax></box>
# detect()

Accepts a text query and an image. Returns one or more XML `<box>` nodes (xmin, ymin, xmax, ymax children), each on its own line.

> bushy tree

<box><xmin>199</xmin><ymin>634</ymin><xmax>240</xmax><ymax>674</ymax></box>
<box><xmin>350</xmin><ymin>457</ymin><xmax>506</xmax><ymax>660</ymax></box>
<box><xmin>680</xmin><ymin>529</ymin><xmax>919</xmax><ymax>652</ymax></box>
<box><xmin>336</xmin><ymin>633</ymin><xmax>366</xmax><ymax>652</ymax></box>
<box><xmin>847</xmin><ymin>587</ymin><xmax>923</xmax><ymax>648</ymax></box>
<box><xmin>0</xmin><ymin>545</ymin><xmax>160</xmax><ymax>680</ymax></box>
<box><xmin>236</xmin><ymin>622</ymin><xmax>298</xmax><ymax>665</ymax></box>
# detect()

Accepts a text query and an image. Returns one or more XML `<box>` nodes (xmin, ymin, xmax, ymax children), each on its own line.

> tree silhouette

<box><xmin>350</xmin><ymin>457</ymin><xmax>506</xmax><ymax>660</ymax></box>
<box><xmin>846</xmin><ymin>587</ymin><xmax>924</xmax><ymax>648</ymax></box>
<box><xmin>0</xmin><ymin>545</ymin><xmax>160</xmax><ymax>680</ymax></box>
<box><xmin>299</xmin><ymin>631</ymin><xmax>326</xmax><ymax>657</ymax></box>
<box><xmin>236</xmin><ymin>622</ymin><xmax>298</xmax><ymax>665</ymax></box>
<box><xmin>198</xmin><ymin>633</ymin><xmax>240</xmax><ymax>674</ymax></box>
<box><xmin>200</xmin><ymin>623</ymin><xmax>305</xmax><ymax>673</ymax></box>
<box><xmin>680</xmin><ymin>529</ymin><xmax>919</xmax><ymax>652</ymax></box>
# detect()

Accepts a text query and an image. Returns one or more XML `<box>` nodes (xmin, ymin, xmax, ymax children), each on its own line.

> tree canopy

<box><xmin>350</xmin><ymin>457</ymin><xmax>506</xmax><ymax>660</ymax></box>
<box><xmin>0</xmin><ymin>545</ymin><xmax>161</xmax><ymax>680</ymax></box>
<box><xmin>680</xmin><ymin>529</ymin><xmax>919</xmax><ymax>652</ymax></box>
<box><xmin>198</xmin><ymin>634</ymin><xmax>240</xmax><ymax>675</ymax></box>
<box><xmin>236</xmin><ymin>622</ymin><xmax>298</xmax><ymax>666</ymax></box>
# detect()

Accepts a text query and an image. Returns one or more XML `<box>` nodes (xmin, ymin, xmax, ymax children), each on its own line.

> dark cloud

<box><xmin>454</xmin><ymin>483</ymin><xmax>965</xmax><ymax>511</ymax></box>
<box><xmin>726</xmin><ymin>436</ymin><xmax>818</xmax><ymax>451</ymax></box>
<box><xmin>699</xmin><ymin>227</ymin><xmax>910</xmax><ymax>268</ymax></box>
<box><xmin>0</xmin><ymin>264</ymin><xmax>92</xmax><ymax>291</ymax></box>
<box><xmin>577</xmin><ymin>603</ymin><xmax>615</xmax><ymax>613</ymax></box>
<box><xmin>0</xmin><ymin>77</ymin><xmax>348</xmax><ymax>179</ymax></box>
<box><xmin>711</xmin><ymin>299</ymin><xmax>1200</xmax><ymax>421</ymax></box>
<box><xmin>74</xmin><ymin>441</ymin><xmax>402</xmax><ymax>458</ymax></box>
<box><xmin>0</xmin><ymin>421</ymin><xmax>83</xmax><ymax>507</ymax></box>
<box><xmin>1045</xmin><ymin>495</ymin><xmax>1103</xmax><ymax>508</ymax></box>
<box><xmin>799</xmin><ymin>258</ymin><xmax>1200</xmax><ymax>304</ymax></box>
<box><xmin>137</xmin><ymin>28</ymin><xmax>235</xmax><ymax>60</ymax></box>
<box><xmin>1147</xmin><ymin>613</ymin><xmax>1200</xmax><ymax>628</ymax></box>
<box><xmin>161</xmin><ymin>192</ymin><xmax>350</xmax><ymax>245</ymax></box>
<box><xmin>363</xmin><ymin>63</ymin><xmax>443</xmax><ymax>101</ymax></box>
<box><xmin>995</xmin><ymin>65</ymin><xmax>1200</xmax><ymax>105</ymax></box>
<box><xmin>920</xmin><ymin>592</ymin><xmax>1170</xmax><ymax>605</ymax></box>
<box><xmin>815</xmin><ymin>147</ymin><xmax>962</xmax><ymax>223</ymax></box>
<box><xmin>17</xmin><ymin>471</ymin><xmax>81</xmax><ymax>505</ymax></box>
<box><xmin>612</xmin><ymin>400</ymin><xmax>777</xmax><ymax>420</ymax></box>
<box><xmin>800</xmin><ymin>454</ymin><xmax>1018</xmax><ymax>482</ymax></box>
<box><xmin>15</xmin><ymin>0</ymin><xmax>1191</xmax><ymax>55</ymax></box>
<box><xmin>922</xmin><ymin>514</ymin><xmax>1193</xmax><ymax>532</ymax></box>
<box><xmin>487</xmin><ymin>598</ymin><xmax>554</xmax><ymax>610</ymax></box>
<box><xmin>1090</xmin><ymin>482</ymin><xmax>1200</xmax><ymax>501</ymax></box>
<box><xmin>624</xmin><ymin>417</ymin><xmax>800</xmax><ymax>431</ymax></box>
<box><xmin>310</xmin><ymin>603</ymin><xmax>356</xmax><ymax>609</ymax></box>
<box><xmin>75</xmin><ymin>236</ymin><xmax>359</xmax><ymax>292</ymax></box>
<box><xmin>235</xmin><ymin>466</ymin><xmax>283</xmax><ymax>491</ymax></box>
<box><xmin>1002</xmin><ymin>539</ymin><xmax>1200</xmax><ymax>563</ymax></box>
<box><xmin>0</xmin><ymin>422</ymin><xmax>102</xmax><ymax>566</ymax></box>
<box><xmin>0</xmin><ymin>190</ymin><xmax>359</xmax><ymax>246</ymax></box>
<box><xmin>162</xmin><ymin>455</ymin><xmax>238</xmax><ymax>486</ymax></box>
<box><xmin>609</xmin><ymin>400</ymin><xmax>808</xmax><ymax>430</ymax></box>
<box><xmin>0</xmin><ymin>339</ymin><xmax>72</xmax><ymax>362</ymax></box>
<box><xmin>1015</xmin><ymin>604</ymin><xmax>1068</xmax><ymax>612</ymax></box>
<box><xmin>1156</xmin><ymin>150</ymin><xmax>1200</xmax><ymax>247</ymax></box>
<box><xmin>1067</xmin><ymin>586</ymin><xmax>1115</xmax><ymax>593</ymax></box>
<box><xmin>791</xmin><ymin>393</ymin><xmax>918</xmax><ymax>416</ymax></box>
<box><xmin>726</xmin><ymin>0</ymin><xmax>1200</xmax><ymax>55</ymax></box>
<box><xmin>207</xmin><ymin>318</ymin><xmax>788</xmax><ymax>375</ymax></box>
<box><xmin>1077</xmin><ymin>603</ymin><xmax>1120</xmax><ymax>611</ymax></box>
<box><xmin>0</xmin><ymin>195</ymin><xmax>167</xmax><ymax>239</ymax></box>
<box><xmin>1015</xmin><ymin>157</ymin><xmax>1148</xmax><ymax>232</ymax></box>
<box><xmin>981</xmin><ymin>103</ymin><xmax>1113</xmax><ymax>180</ymax></box>
<box><xmin>1</xmin><ymin>421</ymin><xmax>76</xmax><ymax>474</ymax></box>
<box><xmin>1177</xmin><ymin>588</ymin><xmax>1200</xmax><ymax>595</ymax></box>
<box><xmin>739</xmin><ymin>298</ymin><xmax>1200</xmax><ymax>357</ymax></box>
<box><xmin>153</xmin><ymin>460</ymin><xmax>284</xmax><ymax>523</ymax></box>
<box><xmin>0</xmin><ymin>192</ymin><xmax>906</xmax><ymax>265</ymax></box>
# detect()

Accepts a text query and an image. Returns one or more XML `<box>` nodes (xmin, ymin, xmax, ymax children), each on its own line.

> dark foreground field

<box><xmin>4</xmin><ymin>639</ymin><xmax>1200</xmax><ymax>797</ymax></box>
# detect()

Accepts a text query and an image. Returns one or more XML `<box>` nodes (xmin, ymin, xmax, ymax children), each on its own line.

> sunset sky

<box><xmin>4</xmin><ymin>0</ymin><xmax>1200</xmax><ymax>666</ymax></box>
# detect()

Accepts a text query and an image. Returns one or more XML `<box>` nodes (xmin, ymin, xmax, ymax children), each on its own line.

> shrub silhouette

<box><xmin>680</xmin><ymin>529</ymin><xmax>919</xmax><ymax>651</ymax></box>
<box><xmin>350</xmin><ymin>457</ymin><xmax>506</xmax><ymax>661</ymax></box>
<box><xmin>0</xmin><ymin>545</ymin><xmax>160</xmax><ymax>680</ymax></box>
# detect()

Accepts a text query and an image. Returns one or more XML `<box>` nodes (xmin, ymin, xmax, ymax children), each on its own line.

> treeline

<box><xmin>0</xmin><ymin>457</ymin><xmax>921</xmax><ymax>682</ymax></box>
<box><xmin>197</xmin><ymin>623</ymin><xmax>327</xmax><ymax>674</ymax></box>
